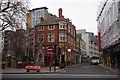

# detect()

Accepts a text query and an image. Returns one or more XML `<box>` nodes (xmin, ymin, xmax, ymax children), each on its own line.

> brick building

<box><xmin>34</xmin><ymin>8</ymin><xmax>76</xmax><ymax>67</ymax></box>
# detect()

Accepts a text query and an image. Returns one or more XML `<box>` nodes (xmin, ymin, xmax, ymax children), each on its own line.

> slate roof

<box><xmin>37</xmin><ymin>15</ymin><xmax>68</xmax><ymax>26</ymax></box>
<box><xmin>37</xmin><ymin>16</ymin><xmax>58</xmax><ymax>26</ymax></box>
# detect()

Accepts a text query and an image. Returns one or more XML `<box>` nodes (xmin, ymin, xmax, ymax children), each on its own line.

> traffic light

<box><xmin>58</xmin><ymin>47</ymin><xmax>61</xmax><ymax>56</ymax></box>
<box><xmin>53</xmin><ymin>44</ymin><xmax>56</xmax><ymax>54</ymax></box>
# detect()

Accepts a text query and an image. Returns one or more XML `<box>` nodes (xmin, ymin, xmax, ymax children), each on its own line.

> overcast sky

<box><xmin>29</xmin><ymin>0</ymin><xmax>102</xmax><ymax>35</ymax></box>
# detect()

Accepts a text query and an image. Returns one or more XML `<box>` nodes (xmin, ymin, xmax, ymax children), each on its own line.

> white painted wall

<box><xmin>77</xmin><ymin>29</ymin><xmax>99</xmax><ymax>58</ymax></box>
<box><xmin>81</xmin><ymin>33</ymin><xmax>90</xmax><ymax>56</ymax></box>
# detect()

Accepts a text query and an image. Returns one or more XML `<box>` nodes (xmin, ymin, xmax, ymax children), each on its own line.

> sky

<box><xmin>29</xmin><ymin>0</ymin><xmax>102</xmax><ymax>35</ymax></box>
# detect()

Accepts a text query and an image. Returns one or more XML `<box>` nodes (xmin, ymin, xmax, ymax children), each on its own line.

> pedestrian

<box><xmin>54</xmin><ymin>60</ymin><xmax>57</xmax><ymax>71</ymax></box>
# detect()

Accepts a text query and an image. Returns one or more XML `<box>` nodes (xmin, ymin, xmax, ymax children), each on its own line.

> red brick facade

<box><xmin>34</xmin><ymin>8</ymin><xmax>76</xmax><ymax>66</ymax></box>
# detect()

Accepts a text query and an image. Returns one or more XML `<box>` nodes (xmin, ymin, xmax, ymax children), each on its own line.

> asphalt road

<box><xmin>64</xmin><ymin>63</ymin><xmax>117</xmax><ymax>74</ymax></box>
<box><xmin>2</xmin><ymin>63</ymin><xmax>120</xmax><ymax>80</ymax></box>
<box><xmin>1</xmin><ymin>74</ymin><xmax>119</xmax><ymax>80</ymax></box>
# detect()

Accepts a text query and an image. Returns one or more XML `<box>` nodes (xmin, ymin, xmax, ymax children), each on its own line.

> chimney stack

<box><xmin>40</xmin><ymin>17</ymin><xmax>44</xmax><ymax>22</ymax></box>
<box><xmin>59</xmin><ymin>8</ymin><xmax>62</xmax><ymax>18</ymax></box>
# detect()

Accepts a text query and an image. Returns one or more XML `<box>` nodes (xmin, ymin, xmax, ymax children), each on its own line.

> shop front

<box><xmin>102</xmin><ymin>41</ymin><xmax>120</xmax><ymax>73</ymax></box>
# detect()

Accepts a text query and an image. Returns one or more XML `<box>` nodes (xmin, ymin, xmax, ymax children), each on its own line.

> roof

<box><xmin>37</xmin><ymin>16</ymin><xmax>58</xmax><ymax>26</ymax></box>
<box><xmin>32</xmin><ymin>7</ymin><xmax>48</xmax><ymax>11</ymax></box>
<box><xmin>36</xmin><ymin>14</ymin><xmax>72</xmax><ymax>27</ymax></box>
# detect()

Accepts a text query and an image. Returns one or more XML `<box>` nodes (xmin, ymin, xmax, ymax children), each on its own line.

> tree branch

<box><xmin>1</xmin><ymin>2</ymin><xmax>10</xmax><ymax>12</ymax></box>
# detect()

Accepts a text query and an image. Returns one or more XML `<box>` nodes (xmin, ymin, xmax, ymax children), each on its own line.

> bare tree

<box><xmin>13</xmin><ymin>29</ymin><xmax>28</xmax><ymax>66</ymax></box>
<box><xmin>0</xmin><ymin>0</ymin><xmax>30</xmax><ymax>31</ymax></box>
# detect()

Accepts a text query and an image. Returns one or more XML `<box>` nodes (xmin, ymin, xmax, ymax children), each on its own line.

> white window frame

<box><xmin>71</xmin><ymin>29</ymin><xmax>73</xmax><ymax>35</ymax></box>
<box><xmin>71</xmin><ymin>38</ymin><xmax>73</xmax><ymax>45</ymax></box>
<box><xmin>38</xmin><ymin>26</ymin><xmax>44</xmax><ymax>31</ymax></box>
<box><xmin>38</xmin><ymin>34</ymin><xmax>44</xmax><ymax>43</ymax></box>
<box><xmin>48</xmin><ymin>33</ymin><xmax>55</xmax><ymax>42</ymax></box>
<box><xmin>68</xmin><ymin>36</ymin><xmax>70</xmax><ymax>43</ymax></box>
<box><xmin>48</xmin><ymin>25</ymin><xmax>55</xmax><ymax>30</ymax></box>
<box><xmin>59</xmin><ymin>21</ymin><xmax>67</xmax><ymax>29</ymax></box>
<box><xmin>68</xmin><ymin>25</ymin><xmax>70</xmax><ymax>32</ymax></box>
<box><xmin>59</xmin><ymin>33</ymin><xmax>67</xmax><ymax>42</ymax></box>
<box><xmin>74</xmin><ymin>31</ymin><xmax>76</xmax><ymax>37</ymax></box>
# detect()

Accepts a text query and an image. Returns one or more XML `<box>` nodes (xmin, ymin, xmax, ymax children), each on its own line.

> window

<box><xmin>71</xmin><ymin>29</ymin><xmax>73</xmax><ymax>35</ymax></box>
<box><xmin>68</xmin><ymin>36</ymin><xmax>70</xmax><ymax>43</ymax></box>
<box><xmin>91</xmin><ymin>52</ymin><xmax>93</xmax><ymax>55</ymax></box>
<box><xmin>74</xmin><ymin>31</ymin><xmax>76</xmax><ymax>37</ymax></box>
<box><xmin>48</xmin><ymin>33</ymin><xmax>55</xmax><ymax>42</ymax></box>
<box><xmin>39</xmin><ymin>26</ymin><xmax>44</xmax><ymax>31</ymax></box>
<box><xmin>71</xmin><ymin>38</ymin><xmax>73</xmax><ymax>45</ymax></box>
<box><xmin>68</xmin><ymin>25</ymin><xmax>70</xmax><ymax>32</ymax></box>
<box><xmin>38</xmin><ymin>34</ymin><xmax>44</xmax><ymax>43</ymax></box>
<box><xmin>59</xmin><ymin>33</ymin><xmax>67</xmax><ymax>42</ymax></box>
<box><xmin>59</xmin><ymin>21</ymin><xmax>66</xmax><ymax>29</ymax></box>
<box><xmin>48</xmin><ymin>25</ymin><xmax>55</xmax><ymax>30</ymax></box>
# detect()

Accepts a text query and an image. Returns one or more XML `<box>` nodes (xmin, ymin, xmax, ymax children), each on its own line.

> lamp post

<box><xmin>68</xmin><ymin>48</ymin><xmax>71</xmax><ymax>66</ymax></box>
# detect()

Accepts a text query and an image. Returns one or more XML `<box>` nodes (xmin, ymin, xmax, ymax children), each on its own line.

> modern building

<box><xmin>34</xmin><ymin>8</ymin><xmax>77</xmax><ymax>67</ymax></box>
<box><xmin>80</xmin><ymin>38</ymin><xmax>86</xmax><ymax>62</ymax></box>
<box><xmin>26</xmin><ymin>7</ymin><xmax>49</xmax><ymax>29</ymax></box>
<box><xmin>97</xmin><ymin>0</ymin><xmax>120</xmax><ymax>70</ymax></box>
<box><xmin>76</xmin><ymin>29</ymin><xmax>99</xmax><ymax>59</ymax></box>
<box><xmin>76</xmin><ymin>34</ymin><xmax>86</xmax><ymax>64</ymax></box>
<box><xmin>3</xmin><ymin>30</ymin><xmax>15</xmax><ymax>58</ymax></box>
<box><xmin>0</xmin><ymin>32</ymin><xmax>3</xmax><ymax>53</ymax></box>
<box><xmin>2</xmin><ymin>29</ymin><xmax>29</xmax><ymax>68</ymax></box>
<box><xmin>27</xmin><ymin>28</ymin><xmax>35</xmax><ymax>63</ymax></box>
<box><xmin>76</xmin><ymin>36</ymin><xmax>81</xmax><ymax>64</ymax></box>
<box><xmin>0</xmin><ymin>31</ymin><xmax>4</xmax><ymax>67</ymax></box>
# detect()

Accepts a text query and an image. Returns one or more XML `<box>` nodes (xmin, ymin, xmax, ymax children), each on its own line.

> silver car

<box><xmin>91</xmin><ymin>59</ymin><xmax>99</xmax><ymax>65</ymax></box>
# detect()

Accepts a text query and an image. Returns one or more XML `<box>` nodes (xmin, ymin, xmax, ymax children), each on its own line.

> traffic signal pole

<box><xmin>53</xmin><ymin>44</ymin><xmax>57</xmax><ymax>71</ymax></box>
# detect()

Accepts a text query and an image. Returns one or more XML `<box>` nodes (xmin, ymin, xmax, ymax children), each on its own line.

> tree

<box><xmin>0</xmin><ymin>0</ymin><xmax>30</xmax><ymax>31</ymax></box>
<box><xmin>14</xmin><ymin>30</ymin><xmax>27</xmax><ymax>61</ymax></box>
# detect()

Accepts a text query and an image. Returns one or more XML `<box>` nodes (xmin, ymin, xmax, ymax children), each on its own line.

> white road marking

<box><xmin>2</xmin><ymin>74</ymin><xmax>118</xmax><ymax>78</ymax></box>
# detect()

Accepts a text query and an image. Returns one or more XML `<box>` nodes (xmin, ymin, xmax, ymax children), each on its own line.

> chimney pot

<box><xmin>59</xmin><ymin>8</ymin><xmax>62</xmax><ymax>18</ymax></box>
<box><xmin>40</xmin><ymin>17</ymin><xmax>44</xmax><ymax>22</ymax></box>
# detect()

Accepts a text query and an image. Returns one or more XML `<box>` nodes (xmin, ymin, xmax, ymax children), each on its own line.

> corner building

<box><xmin>97</xmin><ymin>0</ymin><xmax>120</xmax><ymax>71</ymax></box>
<box><xmin>35</xmin><ymin>8</ymin><xmax>76</xmax><ymax>66</ymax></box>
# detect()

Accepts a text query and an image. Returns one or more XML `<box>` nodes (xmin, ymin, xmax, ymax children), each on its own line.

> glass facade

<box><xmin>32</xmin><ymin>8</ymin><xmax>46</xmax><ymax>28</ymax></box>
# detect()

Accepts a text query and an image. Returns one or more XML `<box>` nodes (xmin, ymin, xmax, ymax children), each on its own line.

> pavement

<box><xmin>99</xmin><ymin>64</ymin><xmax>119</xmax><ymax>74</ymax></box>
<box><xmin>2</xmin><ymin>66</ymin><xmax>66</xmax><ymax>73</ymax></box>
<box><xmin>2</xmin><ymin>63</ymin><xmax>119</xmax><ymax>74</ymax></box>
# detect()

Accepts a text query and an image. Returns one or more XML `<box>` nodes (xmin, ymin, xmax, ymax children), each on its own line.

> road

<box><xmin>64</xmin><ymin>63</ymin><xmax>116</xmax><ymax>74</ymax></box>
<box><xmin>2</xmin><ymin>63</ymin><xmax>120</xmax><ymax>80</ymax></box>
